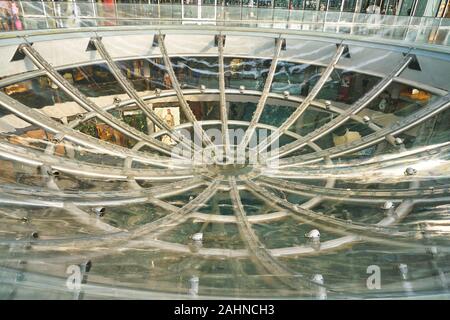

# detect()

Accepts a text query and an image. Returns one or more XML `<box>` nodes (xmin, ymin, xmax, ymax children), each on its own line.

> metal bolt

<box><xmin>48</xmin><ymin>169</ymin><xmax>60</xmax><ymax>177</ymax></box>
<box><xmin>191</xmin><ymin>233</ymin><xmax>203</xmax><ymax>242</ymax></box>
<box><xmin>51</xmin><ymin>133</ymin><xmax>64</xmax><ymax>144</ymax></box>
<box><xmin>283</xmin><ymin>90</ymin><xmax>290</xmax><ymax>98</ymax></box>
<box><xmin>239</xmin><ymin>85</ymin><xmax>245</xmax><ymax>93</ymax></box>
<box><xmin>305</xmin><ymin>229</ymin><xmax>320</xmax><ymax>240</ymax></box>
<box><xmin>93</xmin><ymin>207</ymin><xmax>106</xmax><ymax>217</ymax></box>
<box><xmin>382</xmin><ymin>201</ymin><xmax>394</xmax><ymax>210</ymax></box>
<box><xmin>311</xmin><ymin>274</ymin><xmax>324</xmax><ymax>285</ymax></box>
<box><xmin>404</xmin><ymin>167</ymin><xmax>417</xmax><ymax>176</ymax></box>
<box><xmin>113</xmin><ymin>96</ymin><xmax>121</xmax><ymax>105</ymax></box>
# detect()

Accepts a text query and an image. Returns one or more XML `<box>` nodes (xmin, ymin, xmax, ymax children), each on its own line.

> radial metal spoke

<box><xmin>269</xmin><ymin>141</ymin><xmax>450</xmax><ymax>172</ymax></box>
<box><xmin>278</xmin><ymin>93</ymin><xmax>450</xmax><ymax>167</ymax></box>
<box><xmin>270</xmin><ymin>54</ymin><xmax>413</xmax><ymax>159</ymax></box>
<box><xmin>0</xmin><ymin>177</ymin><xmax>205</xmax><ymax>207</ymax></box>
<box><xmin>157</xmin><ymin>33</ymin><xmax>217</xmax><ymax>154</ymax></box>
<box><xmin>218</xmin><ymin>34</ymin><xmax>231</xmax><ymax>156</ymax></box>
<box><xmin>239</xmin><ymin>37</ymin><xmax>283</xmax><ymax>150</ymax></box>
<box><xmin>257</xmin><ymin>176</ymin><xmax>450</xmax><ymax>204</ymax></box>
<box><xmin>91</xmin><ymin>37</ymin><xmax>193</xmax><ymax>152</ymax></box>
<box><xmin>142</xmin><ymin>182</ymin><xmax>220</xmax><ymax>238</ymax></box>
<box><xmin>0</xmin><ymin>140</ymin><xmax>193</xmax><ymax>178</ymax></box>
<box><xmin>0</xmin><ymin>91</ymin><xmax>184</xmax><ymax>168</ymax></box>
<box><xmin>229</xmin><ymin>176</ymin><xmax>311</xmax><ymax>291</ymax></box>
<box><xmin>243</xmin><ymin>179</ymin><xmax>417</xmax><ymax>241</ymax></box>
<box><xmin>253</xmin><ymin>43</ymin><xmax>346</xmax><ymax>155</ymax></box>
<box><xmin>0</xmin><ymin>179</ymin><xmax>217</xmax><ymax>250</ymax></box>
<box><xmin>19</xmin><ymin>43</ymin><xmax>178</xmax><ymax>158</ymax></box>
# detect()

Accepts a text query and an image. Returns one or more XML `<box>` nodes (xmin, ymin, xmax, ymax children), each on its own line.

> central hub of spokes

<box><xmin>193</xmin><ymin>144</ymin><xmax>261</xmax><ymax>166</ymax></box>
<box><xmin>193</xmin><ymin>145</ymin><xmax>262</xmax><ymax>181</ymax></box>
<box><xmin>210</xmin><ymin>163</ymin><xmax>254</xmax><ymax>177</ymax></box>
<box><xmin>202</xmin><ymin>161</ymin><xmax>260</xmax><ymax>183</ymax></box>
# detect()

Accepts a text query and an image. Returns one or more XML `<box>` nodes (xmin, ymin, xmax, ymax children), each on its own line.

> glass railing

<box><xmin>1</xmin><ymin>2</ymin><xmax>449</xmax><ymax>47</ymax></box>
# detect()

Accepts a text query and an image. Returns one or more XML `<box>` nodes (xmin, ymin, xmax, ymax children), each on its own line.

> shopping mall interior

<box><xmin>0</xmin><ymin>0</ymin><xmax>449</xmax><ymax>299</ymax></box>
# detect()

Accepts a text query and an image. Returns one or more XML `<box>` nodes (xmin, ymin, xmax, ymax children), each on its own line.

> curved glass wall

<box><xmin>0</xmin><ymin>23</ymin><xmax>450</xmax><ymax>300</ymax></box>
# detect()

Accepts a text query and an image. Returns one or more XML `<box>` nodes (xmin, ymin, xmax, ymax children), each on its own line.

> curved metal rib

<box><xmin>49</xmin><ymin>86</ymin><xmax>397</xmax><ymax>137</ymax></box>
<box><xmin>229</xmin><ymin>177</ymin><xmax>310</xmax><ymax>291</ymax></box>
<box><xmin>254</xmin><ymin>43</ymin><xmax>346</xmax><ymax>155</ymax></box>
<box><xmin>0</xmin><ymin>178</ymin><xmax>216</xmax><ymax>249</ymax></box>
<box><xmin>0</xmin><ymin>91</ymin><xmax>185</xmax><ymax>168</ymax></box>
<box><xmin>278</xmin><ymin>93</ymin><xmax>450</xmax><ymax>167</ymax></box>
<box><xmin>0</xmin><ymin>177</ymin><xmax>205</xmax><ymax>207</ymax></box>
<box><xmin>157</xmin><ymin>33</ymin><xmax>216</xmax><ymax>153</ymax></box>
<box><xmin>269</xmin><ymin>141</ymin><xmax>450</xmax><ymax>173</ymax></box>
<box><xmin>257</xmin><ymin>176</ymin><xmax>450</xmax><ymax>204</ymax></box>
<box><xmin>217</xmin><ymin>34</ymin><xmax>231</xmax><ymax>155</ymax></box>
<box><xmin>243</xmin><ymin>179</ymin><xmax>419</xmax><ymax>242</ymax></box>
<box><xmin>239</xmin><ymin>37</ymin><xmax>283</xmax><ymax>149</ymax></box>
<box><xmin>0</xmin><ymin>140</ymin><xmax>193</xmax><ymax>178</ymax></box>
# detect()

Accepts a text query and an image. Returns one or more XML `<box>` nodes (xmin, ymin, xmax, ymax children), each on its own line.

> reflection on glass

<box><xmin>224</xmin><ymin>57</ymin><xmax>271</xmax><ymax>91</ymax></box>
<box><xmin>75</xmin><ymin>117</ymin><xmax>137</xmax><ymax>148</ymax></box>
<box><xmin>271</xmin><ymin>62</ymin><xmax>322</xmax><ymax>96</ymax></box>
<box><xmin>171</xmin><ymin>56</ymin><xmax>219</xmax><ymax>90</ymax></box>
<box><xmin>317</xmin><ymin>69</ymin><xmax>381</xmax><ymax>104</ymax></box>
<box><xmin>58</xmin><ymin>63</ymin><xmax>126</xmax><ymax>106</ymax></box>
<box><xmin>362</xmin><ymin>82</ymin><xmax>437</xmax><ymax>128</ymax></box>
<box><xmin>3</xmin><ymin>76</ymin><xmax>74</xmax><ymax>109</ymax></box>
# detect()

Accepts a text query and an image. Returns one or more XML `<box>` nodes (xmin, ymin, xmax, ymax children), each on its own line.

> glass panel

<box><xmin>160</xmin><ymin>218</ymin><xmax>246</xmax><ymax>249</ymax></box>
<box><xmin>260</xmin><ymin>104</ymin><xmax>295</xmax><ymax>127</ymax></box>
<box><xmin>58</xmin><ymin>63</ymin><xmax>126</xmax><ymax>107</ymax></box>
<box><xmin>313</xmin><ymin>118</ymin><xmax>374</xmax><ymax>150</ymax></box>
<box><xmin>171</xmin><ymin>56</ymin><xmax>219</xmax><ymax>90</ymax></box>
<box><xmin>359</xmin><ymin>82</ymin><xmax>438</xmax><ymax>127</ymax></box>
<box><xmin>289</xmin><ymin>107</ymin><xmax>335</xmax><ymax>136</ymax></box>
<box><xmin>74</xmin><ymin>117</ymin><xmax>138</xmax><ymax>148</ymax></box>
<box><xmin>2</xmin><ymin>76</ymin><xmax>76</xmax><ymax>109</ymax></box>
<box><xmin>225</xmin><ymin>57</ymin><xmax>271</xmax><ymax>91</ymax></box>
<box><xmin>316</xmin><ymin>69</ymin><xmax>381</xmax><ymax>105</ymax></box>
